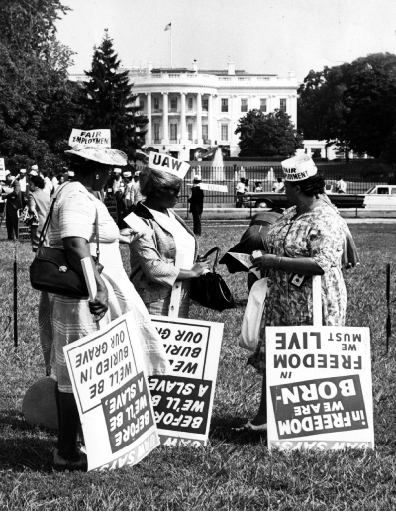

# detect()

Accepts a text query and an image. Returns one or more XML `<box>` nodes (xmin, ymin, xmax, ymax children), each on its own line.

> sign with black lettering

<box><xmin>64</xmin><ymin>312</ymin><xmax>159</xmax><ymax>471</ymax></box>
<box><xmin>266</xmin><ymin>327</ymin><xmax>374</xmax><ymax>450</ymax></box>
<box><xmin>150</xmin><ymin>317</ymin><xmax>223</xmax><ymax>447</ymax></box>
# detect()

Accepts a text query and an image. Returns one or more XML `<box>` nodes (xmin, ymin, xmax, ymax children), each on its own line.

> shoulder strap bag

<box><xmin>30</xmin><ymin>185</ymin><xmax>102</xmax><ymax>297</ymax></box>
<box><xmin>190</xmin><ymin>247</ymin><xmax>235</xmax><ymax>311</ymax></box>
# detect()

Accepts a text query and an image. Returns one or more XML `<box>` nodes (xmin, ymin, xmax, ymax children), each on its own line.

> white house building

<box><xmin>70</xmin><ymin>60</ymin><xmax>298</xmax><ymax>160</ymax></box>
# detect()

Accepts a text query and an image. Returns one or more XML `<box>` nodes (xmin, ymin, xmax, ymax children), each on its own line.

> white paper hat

<box><xmin>281</xmin><ymin>154</ymin><xmax>317</xmax><ymax>182</ymax></box>
<box><xmin>5</xmin><ymin>170</ymin><xmax>11</xmax><ymax>176</ymax></box>
<box><xmin>65</xmin><ymin>129</ymin><xmax>127</xmax><ymax>166</ymax></box>
<box><xmin>148</xmin><ymin>152</ymin><xmax>190</xmax><ymax>179</ymax></box>
<box><xmin>193</xmin><ymin>175</ymin><xmax>202</xmax><ymax>181</ymax></box>
<box><xmin>31</xmin><ymin>164</ymin><xmax>38</xmax><ymax>171</ymax></box>
<box><xmin>67</xmin><ymin>171</ymin><xmax>75</xmax><ymax>177</ymax></box>
<box><xmin>134</xmin><ymin>171</ymin><xmax>141</xmax><ymax>177</ymax></box>
<box><xmin>29</xmin><ymin>170</ymin><xmax>38</xmax><ymax>177</ymax></box>
<box><xmin>114</xmin><ymin>168</ymin><xmax>122</xmax><ymax>174</ymax></box>
<box><xmin>123</xmin><ymin>171</ymin><xmax>132</xmax><ymax>177</ymax></box>
<box><xmin>20</xmin><ymin>169</ymin><xmax>27</xmax><ymax>174</ymax></box>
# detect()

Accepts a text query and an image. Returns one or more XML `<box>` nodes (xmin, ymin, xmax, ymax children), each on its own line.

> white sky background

<box><xmin>56</xmin><ymin>0</ymin><xmax>396</xmax><ymax>82</ymax></box>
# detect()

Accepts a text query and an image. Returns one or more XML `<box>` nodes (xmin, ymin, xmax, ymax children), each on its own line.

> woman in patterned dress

<box><xmin>239</xmin><ymin>155</ymin><xmax>348</xmax><ymax>431</ymax></box>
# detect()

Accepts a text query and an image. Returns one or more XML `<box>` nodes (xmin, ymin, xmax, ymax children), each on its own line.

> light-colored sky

<box><xmin>56</xmin><ymin>0</ymin><xmax>396</xmax><ymax>81</ymax></box>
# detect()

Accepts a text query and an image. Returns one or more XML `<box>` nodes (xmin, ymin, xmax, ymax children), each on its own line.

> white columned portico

<box><xmin>196</xmin><ymin>92</ymin><xmax>202</xmax><ymax>145</ymax></box>
<box><xmin>208</xmin><ymin>94</ymin><xmax>213</xmax><ymax>145</ymax></box>
<box><xmin>146</xmin><ymin>93</ymin><xmax>152</xmax><ymax>145</ymax></box>
<box><xmin>180</xmin><ymin>92</ymin><xmax>186</xmax><ymax>143</ymax></box>
<box><xmin>162</xmin><ymin>92</ymin><xmax>169</xmax><ymax>144</ymax></box>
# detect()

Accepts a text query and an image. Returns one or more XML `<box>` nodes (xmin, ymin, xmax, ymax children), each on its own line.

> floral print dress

<box><xmin>248</xmin><ymin>202</ymin><xmax>347</xmax><ymax>373</ymax></box>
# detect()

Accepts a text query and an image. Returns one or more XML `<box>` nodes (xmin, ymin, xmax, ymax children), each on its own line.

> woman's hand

<box><xmin>251</xmin><ymin>253</ymin><xmax>279</xmax><ymax>271</ymax></box>
<box><xmin>89</xmin><ymin>287</ymin><xmax>109</xmax><ymax>321</ymax></box>
<box><xmin>191</xmin><ymin>259</ymin><xmax>211</xmax><ymax>277</ymax></box>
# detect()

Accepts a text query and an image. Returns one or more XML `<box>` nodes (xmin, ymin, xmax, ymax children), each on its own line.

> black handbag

<box><xmin>30</xmin><ymin>184</ymin><xmax>102</xmax><ymax>297</ymax></box>
<box><xmin>190</xmin><ymin>247</ymin><xmax>235</xmax><ymax>311</ymax></box>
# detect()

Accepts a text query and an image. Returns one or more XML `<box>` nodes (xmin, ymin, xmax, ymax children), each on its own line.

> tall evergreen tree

<box><xmin>83</xmin><ymin>31</ymin><xmax>148</xmax><ymax>160</ymax></box>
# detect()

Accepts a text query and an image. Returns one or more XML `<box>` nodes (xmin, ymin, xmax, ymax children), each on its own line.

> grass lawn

<box><xmin>1</xmin><ymin>222</ymin><xmax>396</xmax><ymax>510</ymax></box>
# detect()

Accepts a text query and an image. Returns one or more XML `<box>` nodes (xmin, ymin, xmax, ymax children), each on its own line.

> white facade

<box><xmin>131</xmin><ymin>62</ymin><xmax>298</xmax><ymax>159</ymax></box>
<box><xmin>69</xmin><ymin>61</ymin><xmax>298</xmax><ymax>160</ymax></box>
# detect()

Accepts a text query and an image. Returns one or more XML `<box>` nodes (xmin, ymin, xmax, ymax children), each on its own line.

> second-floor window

<box><xmin>170</xmin><ymin>97</ymin><xmax>177</xmax><ymax>110</ymax></box>
<box><xmin>139</xmin><ymin>98</ymin><xmax>145</xmax><ymax>110</ymax></box>
<box><xmin>187</xmin><ymin>123</ymin><xmax>193</xmax><ymax>140</ymax></box>
<box><xmin>202</xmin><ymin>125</ymin><xmax>208</xmax><ymax>140</ymax></box>
<box><xmin>153</xmin><ymin>97</ymin><xmax>160</xmax><ymax>110</ymax></box>
<box><xmin>188</xmin><ymin>97</ymin><xmax>193</xmax><ymax>110</ymax></box>
<box><xmin>241</xmin><ymin>99</ymin><xmax>248</xmax><ymax>112</ymax></box>
<box><xmin>153</xmin><ymin>124</ymin><xmax>160</xmax><ymax>140</ymax></box>
<box><xmin>202</xmin><ymin>97</ymin><xmax>208</xmax><ymax>111</ymax></box>
<box><xmin>280</xmin><ymin>98</ymin><xmax>287</xmax><ymax>112</ymax></box>
<box><xmin>221</xmin><ymin>98</ymin><xmax>228</xmax><ymax>112</ymax></box>
<box><xmin>260</xmin><ymin>99</ymin><xmax>267</xmax><ymax>112</ymax></box>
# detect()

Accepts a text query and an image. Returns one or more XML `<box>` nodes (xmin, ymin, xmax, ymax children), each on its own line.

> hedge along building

<box><xmin>70</xmin><ymin>61</ymin><xmax>298</xmax><ymax>160</ymax></box>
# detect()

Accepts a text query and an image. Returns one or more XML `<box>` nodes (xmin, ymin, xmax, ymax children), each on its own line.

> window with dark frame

<box><xmin>241</xmin><ymin>99</ymin><xmax>248</xmax><ymax>112</ymax></box>
<box><xmin>280</xmin><ymin>98</ymin><xmax>287</xmax><ymax>112</ymax></box>
<box><xmin>221</xmin><ymin>98</ymin><xmax>228</xmax><ymax>112</ymax></box>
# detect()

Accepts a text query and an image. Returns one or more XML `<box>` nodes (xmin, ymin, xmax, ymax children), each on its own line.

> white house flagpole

<box><xmin>165</xmin><ymin>22</ymin><xmax>172</xmax><ymax>67</ymax></box>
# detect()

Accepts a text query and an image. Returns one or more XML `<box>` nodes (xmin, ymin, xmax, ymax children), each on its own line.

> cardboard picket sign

<box><xmin>0</xmin><ymin>158</ymin><xmax>5</xmax><ymax>181</ymax></box>
<box><xmin>149</xmin><ymin>316</ymin><xmax>224</xmax><ymax>447</ymax></box>
<box><xmin>63</xmin><ymin>311</ymin><xmax>159</xmax><ymax>471</ymax></box>
<box><xmin>197</xmin><ymin>183</ymin><xmax>228</xmax><ymax>193</ymax></box>
<box><xmin>266</xmin><ymin>276</ymin><xmax>374</xmax><ymax>451</ymax></box>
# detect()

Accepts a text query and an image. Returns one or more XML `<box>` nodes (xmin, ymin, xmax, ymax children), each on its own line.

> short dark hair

<box><xmin>292</xmin><ymin>174</ymin><xmax>325</xmax><ymax>197</ymax></box>
<box><xmin>29</xmin><ymin>175</ymin><xmax>45</xmax><ymax>189</ymax></box>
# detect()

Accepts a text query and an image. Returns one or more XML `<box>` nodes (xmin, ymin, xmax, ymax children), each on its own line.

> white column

<box><xmin>208</xmin><ymin>94</ymin><xmax>213</xmax><ymax>145</ymax></box>
<box><xmin>162</xmin><ymin>92</ymin><xmax>169</xmax><ymax>144</ymax></box>
<box><xmin>196</xmin><ymin>92</ymin><xmax>202</xmax><ymax>145</ymax></box>
<box><xmin>180</xmin><ymin>92</ymin><xmax>186</xmax><ymax>143</ymax></box>
<box><xmin>146</xmin><ymin>93</ymin><xmax>152</xmax><ymax>145</ymax></box>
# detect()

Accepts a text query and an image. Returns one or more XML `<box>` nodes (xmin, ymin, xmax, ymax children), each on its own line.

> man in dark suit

<box><xmin>3</xmin><ymin>172</ymin><xmax>22</xmax><ymax>240</ymax></box>
<box><xmin>188</xmin><ymin>175</ymin><xmax>204</xmax><ymax>236</ymax></box>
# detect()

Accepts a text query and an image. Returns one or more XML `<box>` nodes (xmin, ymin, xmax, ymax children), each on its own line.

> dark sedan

<box><xmin>243</xmin><ymin>191</ymin><xmax>365</xmax><ymax>209</ymax></box>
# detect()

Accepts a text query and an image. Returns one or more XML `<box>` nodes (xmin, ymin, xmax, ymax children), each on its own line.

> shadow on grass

<box><xmin>209</xmin><ymin>415</ymin><xmax>267</xmax><ymax>445</ymax></box>
<box><xmin>0</xmin><ymin>434</ymin><xmax>56</xmax><ymax>473</ymax></box>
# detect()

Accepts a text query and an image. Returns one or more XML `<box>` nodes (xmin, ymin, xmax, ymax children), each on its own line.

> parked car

<box><xmin>244</xmin><ymin>190</ymin><xmax>365</xmax><ymax>209</ymax></box>
<box><xmin>363</xmin><ymin>185</ymin><xmax>396</xmax><ymax>210</ymax></box>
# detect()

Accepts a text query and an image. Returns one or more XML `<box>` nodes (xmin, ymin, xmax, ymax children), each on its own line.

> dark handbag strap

<box><xmin>199</xmin><ymin>246</ymin><xmax>221</xmax><ymax>272</ymax></box>
<box><xmin>38</xmin><ymin>183</ymin><xmax>100</xmax><ymax>260</ymax></box>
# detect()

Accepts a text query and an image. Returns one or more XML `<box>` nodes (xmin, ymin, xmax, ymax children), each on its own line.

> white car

<box><xmin>363</xmin><ymin>185</ymin><xmax>396</xmax><ymax>210</ymax></box>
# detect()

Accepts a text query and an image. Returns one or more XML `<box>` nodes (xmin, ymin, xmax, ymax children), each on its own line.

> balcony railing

<box><xmin>152</xmin><ymin>139</ymin><xmax>161</xmax><ymax>144</ymax></box>
<box><xmin>152</xmin><ymin>108</ymin><xmax>163</xmax><ymax>114</ymax></box>
<box><xmin>169</xmin><ymin>108</ymin><xmax>180</xmax><ymax>113</ymax></box>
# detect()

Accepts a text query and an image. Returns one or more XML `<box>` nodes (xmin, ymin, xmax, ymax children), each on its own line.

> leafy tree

<box><xmin>298</xmin><ymin>53</ymin><xmax>396</xmax><ymax>159</ymax></box>
<box><xmin>0</xmin><ymin>0</ymin><xmax>83</xmax><ymax>173</ymax></box>
<box><xmin>235</xmin><ymin>109</ymin><xmax>303</xmax><ymax>157</ymax></box>
<box><xmin>83</xmin><ymin>31</ymin><xmax>148</xmax><ymax>161</ymax></box>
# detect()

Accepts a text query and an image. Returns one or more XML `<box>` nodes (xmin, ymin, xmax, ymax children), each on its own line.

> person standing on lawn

<box><xmin>129</xmin><ymin>152</ymin><xmax>210</xmax><ymax>318</ymax></box>
<box><xmin>27</xmin><ymin>172</ymin><xmax>50</xmax><ymax>252</ymax></box>
<box><xmin>41</xmin><ymin>133</ymin><xmax>169</xmax><ymax>470</ymax></box>
<box><xmin>2</xmin><ymin>171</ymin><xmax>22</xmax><ymax>240</ymax></box>
<box><xmin>188</xmin><ymin>174</ymin><xmax>204</xmax><ymax>236</ymax></box>
<box><xmin>237</xmin><ymin>154</ymin><xmax>348</xmax><ymax>431</ymax></box>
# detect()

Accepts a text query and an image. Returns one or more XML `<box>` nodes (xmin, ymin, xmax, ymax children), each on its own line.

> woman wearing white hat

<box><xmin>40</xmin><ymin>133</ymin><xmax>169</xmax><ymax>469</ymax></box>
<box><xmin>129</xmin><ymin>152</ymin><xmax>210</xmax><ymax>318</ymax></box>
<box><xmin>238</xmin><ymin>154</ymin><xmax>348</xmax><ymax>431</ymax></box>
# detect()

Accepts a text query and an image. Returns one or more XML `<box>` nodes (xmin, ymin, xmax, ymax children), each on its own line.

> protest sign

<box><xmin>198</xmin><ymin>183</ymin><xmax>228</xmax><ymax>193</ymax></box>
<box><xmin>64</xmin><ymin>312</ymin><xmax>159</xmax><ymax>471</ymax></box>
<box><xmin>266</xmin><ymin>325</ymin><xmax>374</xmax><ymax>450</ymax></box>
<box><xmin>149</xmin><ymin>316</ymin><xmax>223</xmax><ymax>447</ymax></box>
<box><xmin>68</xmin><ymin>129</ymin><xmax>111</xmax><ymax>148</ymax></box>
<box><xmin>0</xmin><ymin>158</ymin><xmax>5</xmax><ymax>181</ymax></box>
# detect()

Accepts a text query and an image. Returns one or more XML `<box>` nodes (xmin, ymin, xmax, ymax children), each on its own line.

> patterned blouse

<box><xmin>248</xmin><ymin>202</ymin><xmax>347</xmax><ymax>372</ymax></box>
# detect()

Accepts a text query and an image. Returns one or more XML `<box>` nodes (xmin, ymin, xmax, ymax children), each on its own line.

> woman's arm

<box><xmin>63</xmin><ymin>236</ymin><xmax>108</xmax><ymax>319</ymax></box>
<box><xmin>251</xmin><ymin>253</ymin><xmax>324</xmax><ymax>276</ymax></box>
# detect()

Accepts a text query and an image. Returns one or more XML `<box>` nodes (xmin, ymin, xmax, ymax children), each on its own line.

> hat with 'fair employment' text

<box><xmin>281</xmin><ymin>154</ymin><xmax>317</xmax><ymax>181</ymax></box>
<box><xmin>123</xmin><ymin>171</ymin><xmax>132</xmax><ymax>178</ymax></box>
<box><xmin>148</xmin><ymin>152</ymin><xmax>190</xmax><ymax>180</ymax></box>
<box><xmin>65</xmin><ymin>128</ymin><xmax>127</xmax><ymax>166</ymax></box>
